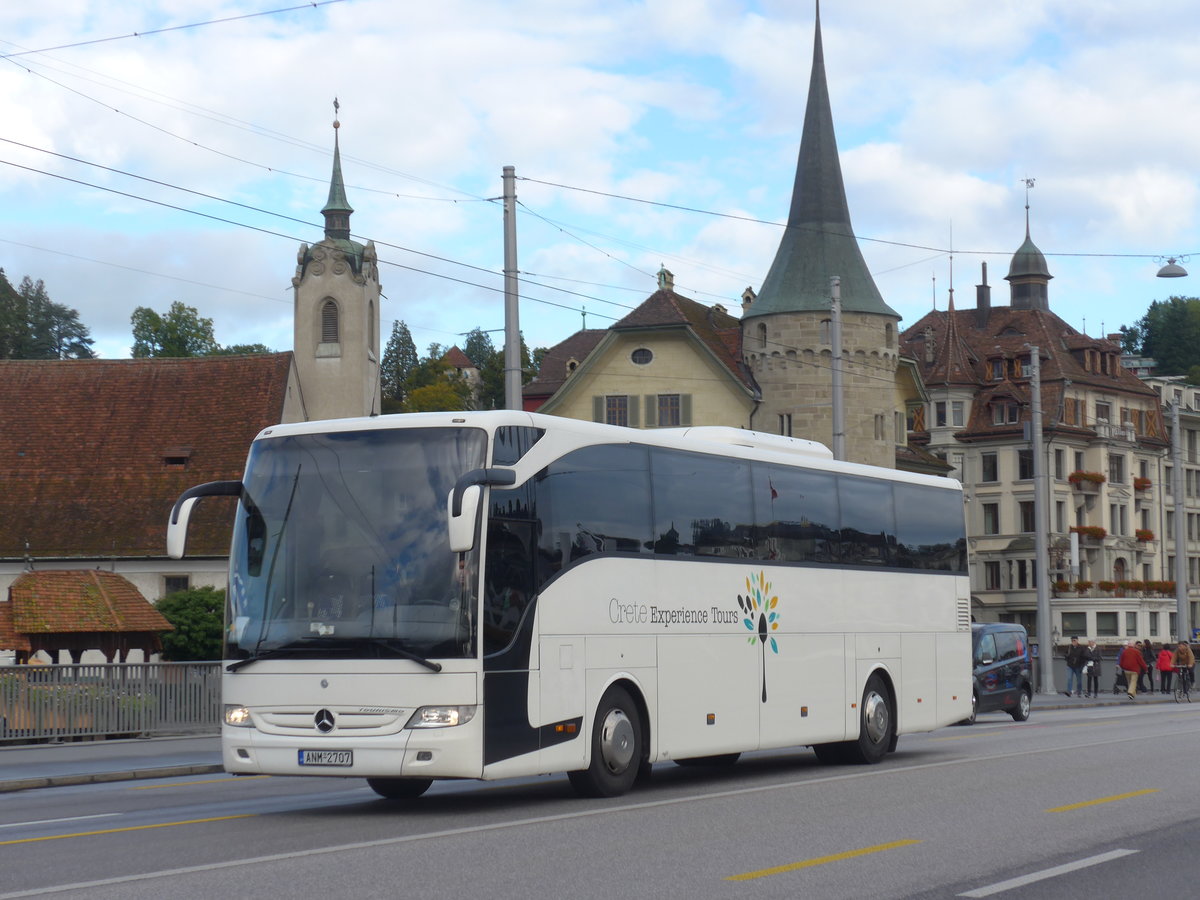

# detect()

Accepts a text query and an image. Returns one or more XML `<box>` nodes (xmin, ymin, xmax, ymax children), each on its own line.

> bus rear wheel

<box><xmin>568</xmin><ymin>685</ymin><xmax>643</xmax><ymax>798</ymax></box>
<box><xmin>366</xmin><ymin>777</ymin><xmax>433</xmax><ymax>800</ymax></box>
<box><xmin>815</xmin><ymin>674</ymin><xmax>894</xmax><ymax>766</ymax></box>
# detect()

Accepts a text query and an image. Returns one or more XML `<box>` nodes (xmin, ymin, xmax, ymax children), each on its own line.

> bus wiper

<box><xmin>353</xmin><ymin>637</ymin><xmax>443</xmax><ymax>672</ymax></box>
<box><xmin>226</xmin><ymin>638</ymin><xmax>443</xmax><ymax>673</ymax></box>
<box><xmin>226</xmin><ymin>640</ymin><xmax>331</xmax><ymax>672</ymax></box>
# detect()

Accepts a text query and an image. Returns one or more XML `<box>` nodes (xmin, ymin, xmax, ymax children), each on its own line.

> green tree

<box><xmin>156</xmin><ymin>586</ymin><xmax>225</xmax><ymax>661</ymax></box>
<box><xmin>380</xmin><ymin>320</ymin><xmax>419</xmax><ymax>413</ymax></box>
<box><xmin>461</xmin><ymin>328</ymin><xmax>538</xmax><ymax>410</ymax></box>
<box><xmin>213</xmin><ymin>343</ymin><xmax>274</xmax><ymax>355</ymax></box>
<box><xmin>130</xmin><ymin>301</ymin><xmax>219</xmax><ymax>357</ymax></box>
<box><xmin>0</xmin><ymin>271</ymin><xmax>95</xmax><ymax>359</ymax></box>
<box><xmin>1127</xmin><ymin>297</ymin><xmax>1200</xmax><ymax>375</ymax></box>
<box><xmin>406</xmin><ymin>381</ymin><xmax>471</xmax><ymax>412</ymax></box>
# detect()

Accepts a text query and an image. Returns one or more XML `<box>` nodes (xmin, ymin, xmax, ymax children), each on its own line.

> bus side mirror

<box><xmin>167</xmin><ymin>480</ymin><xmax>243</xmax><ymax>559</ymax></box>
<box><xmin>448</xmin><ymin>485</ymin><xmax>482</xmax><ymax>553</ymax></box>
<box><xmin>446</xmin><ymin>467</ymin><xmax>517</xmax><ymax>553</ymax></box>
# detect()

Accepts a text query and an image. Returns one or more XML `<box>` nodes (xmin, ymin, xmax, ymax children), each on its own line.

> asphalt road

<box><xmin>2</xmin><ymin>701</ymin><xmax>1197</xmax><ymax>899</ymax></box>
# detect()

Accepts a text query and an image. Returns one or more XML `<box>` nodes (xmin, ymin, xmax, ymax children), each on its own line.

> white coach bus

<box><xmin>168</xmin><ymin>411</ymin><xmax>971</xmax><ymax>800</ymax></box>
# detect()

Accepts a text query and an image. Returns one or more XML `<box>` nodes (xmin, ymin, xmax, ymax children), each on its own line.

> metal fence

<box><xmin>0</xmin><ymin>663</ymin><xmax>221</xmax><ymax>743</ymax></box>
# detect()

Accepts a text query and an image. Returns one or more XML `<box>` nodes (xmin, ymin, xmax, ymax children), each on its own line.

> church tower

<box><xmin>742</xmin><ymin>3</ymin><xmax>901</xmax><ymax>468</ymax></box>
<box><xmin>292</xmin><ymin>107</ymin><xmax>382</xmax><ymax>420</ymax></box>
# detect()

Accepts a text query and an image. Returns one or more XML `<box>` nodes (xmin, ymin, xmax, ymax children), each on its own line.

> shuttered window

<box><xmin>320</xmin><ymin>299</ymin><xmax>339</xmax><ymax>343</ymax></box>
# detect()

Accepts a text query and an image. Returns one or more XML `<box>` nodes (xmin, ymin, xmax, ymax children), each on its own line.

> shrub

<box><xmin>157</xmin><ymin>586</ymin><xmax>225</xmax><ymax>661</ymax></box>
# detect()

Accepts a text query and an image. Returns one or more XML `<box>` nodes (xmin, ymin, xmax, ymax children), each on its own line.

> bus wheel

<box><xmin>366</xmin><ymin>777</ymin><xmax>433</xmax><ymax>800</ymax></box>
<box><xmin>568</xmin><ymin>686</ymin><xmax>642</xmax><ymax>798</ymax></box>
<box><xmin>675</xmin><ymin>753</ymin><xmax>740</xmax><ymax>768</ymax></box>
<box><xmin>844</xmin><ymin>674</ymin><xmax>893</xmax><ymax>765</ymax></box>
<box><xmin>812</xmin><ymin>742</ymin><xmax>846</xmax><ymax>764</ymax></box>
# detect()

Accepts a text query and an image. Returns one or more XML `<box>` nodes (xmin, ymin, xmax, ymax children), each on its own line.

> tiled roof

<box><xmin>611</xmin><ymin>290</ymin><xmax>751</xmax><ymax>389</ymax></box>
<box><xmin>443</xmin><ymin>346</ymin><xmax>476</xmax><ymax>369</ymax></box>
<box><xmin>0</xmin><ymin>601</ymin><xmax>31</xmax><ymax>652</ymax></box>
<box><xmin>522</xmin><ymin>329</ymin><xmax>607</xmax><ymax>404</ymax></box>
<box><xmin>9</xmin><ymin>570</ymin><xmax>172</xmax><ymax>635</ymax></box>
<box><xmin>901</xmin><ymin>305</ymin><xmax>1165</xmax><ymax>443</ymax></box>
<box><xmin>0</xmin><ymin>355</ymin><xmax>294</xmax><ymax>560</ymax></box>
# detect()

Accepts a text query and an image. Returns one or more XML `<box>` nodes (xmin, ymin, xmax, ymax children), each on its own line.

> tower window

<box><xmin>321</xmin><ymin>299</ymin><xmax>339</xmax><ymax>343</ymax></box>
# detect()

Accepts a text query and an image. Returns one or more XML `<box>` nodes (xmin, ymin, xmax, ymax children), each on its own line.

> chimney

<box><xmin>975</xmin><ymin>261</ymin><xmax>991</xmax><ymax>328</ymax></box>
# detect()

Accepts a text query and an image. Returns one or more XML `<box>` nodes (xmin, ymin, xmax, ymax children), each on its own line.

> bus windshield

<box><xmin>225</xmin><ymin>426</ymin><xmax>487</xmax><ymax>662</ymax></box>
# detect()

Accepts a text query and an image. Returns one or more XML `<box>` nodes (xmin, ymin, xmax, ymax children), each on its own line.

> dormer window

<box><xmin>989</xmin><ymin>359</ymin><xmax>1003</xmax><ymax>381</ymax></box>
<box><xmin>162</xmin><ymin>448</ymin><xmax>192</xmax><ymax>468</ymax></box>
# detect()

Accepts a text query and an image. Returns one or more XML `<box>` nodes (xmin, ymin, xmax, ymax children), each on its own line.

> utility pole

<box><xmin>1030</xmin><ymin>346</ymin><xmax>1054</xmax><ymax>693</ymax></box>
<box><xmin>1172</xmin><ymin>401</ymin><xmax>1189</xmax><ymax>640</ymax></box>
<box><xmin>830</xmin><ymin>276</ymin><xmax>845</xmax><ymax>461</ymax></box>
<box><xmin>502</xmin><ymin>166</ymin><xmax>521</xmax><ymax>410</ymax></box>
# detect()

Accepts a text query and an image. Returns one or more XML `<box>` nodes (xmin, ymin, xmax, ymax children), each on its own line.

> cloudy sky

<box><xmin>2</xmin><ymin>0</ymin><xmax>1199</xmax><ymax>361</ymax></box>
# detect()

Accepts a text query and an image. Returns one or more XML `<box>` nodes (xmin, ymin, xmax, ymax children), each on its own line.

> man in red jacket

<box><xmin>1118</xmin><ymin>640</ymin><xmax>1149</xmax><ymax>699</ymax></box>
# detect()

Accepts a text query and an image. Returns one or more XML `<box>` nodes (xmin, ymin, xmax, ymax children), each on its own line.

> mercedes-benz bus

<box><xmin>168</xmin><ymin>411</ymin><xmax>971</xmax><ymax>800</ymax></box>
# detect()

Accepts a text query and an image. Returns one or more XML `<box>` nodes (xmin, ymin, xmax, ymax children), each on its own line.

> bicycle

<box><xmin>1174</xmin><ymin>666</ymin><xmax>1193</xmax><ymax>703</ymax></box>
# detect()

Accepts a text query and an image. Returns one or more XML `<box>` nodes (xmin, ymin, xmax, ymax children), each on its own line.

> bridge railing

<box><xmin>0</xmin><ymin>663</ymin><xmax>220</xmax><ymax>742</ymax></box>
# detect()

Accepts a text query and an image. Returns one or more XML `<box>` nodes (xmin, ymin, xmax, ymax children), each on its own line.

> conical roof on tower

<box><xmin>747</xmin><ymin>3</ymin><xmax>897</xmax><ymax>319</ymax></box>
<box><xmin>321</xmin><ymin>105</ymin><xmax>354</xmax><ymax>242</ymax></box>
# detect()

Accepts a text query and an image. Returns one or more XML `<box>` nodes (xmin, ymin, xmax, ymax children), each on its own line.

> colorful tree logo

<box><xmin>737</xmin><ymin>571</ymin><xmax>780</xmax><ymax>702</ymax></box>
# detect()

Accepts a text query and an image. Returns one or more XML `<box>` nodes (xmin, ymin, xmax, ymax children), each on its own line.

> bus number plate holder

<box><xmin>298</xmin><ymin>749</ymin><xmax>353</xmax><ymax>767</ymax></box>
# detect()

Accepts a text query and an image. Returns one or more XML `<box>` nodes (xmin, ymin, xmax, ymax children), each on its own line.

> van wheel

<box><xmin>366</xmin><ymin>777</ymin><xmax>432</xmax><ymax>800</ymax></box>
<box><xmin>568</xmin><ymin>686</ymin><xmax>643</xmax><ymax>798</ymax></box>
<box><xmin>1009</xmin><ymin>688</ymin><xmax>1032</xmax><ymax>722</ymax></box>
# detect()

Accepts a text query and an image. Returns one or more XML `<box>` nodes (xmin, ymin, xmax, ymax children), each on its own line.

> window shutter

<box><xmin>592</xmin><ymin>396</ymin><xmax>604</xmax><ymax>423</ymax></box>
<box><xmin>681</xmin><ymin>394</ymin><xmax>692</xmax><ymax>426</ymax></box>
<box><xmin>644</xmin><ymin>395</ymin><xmax>657</xmax><ymax>427</ymax></box>
<box><xmin>628</xmin><ymin>395</ymin><xmax>640</xmax><ymax>428</ymax></box>
<box><xmin>320</xmin><ymin>299</ymin><xmax>339</xmax><ymax>343</ymax></box>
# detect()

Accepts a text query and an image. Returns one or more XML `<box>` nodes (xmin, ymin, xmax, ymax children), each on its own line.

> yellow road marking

<box><xmin>1047</xmin><ymin>789</ymin><xmax>1158</xmax><ymax>812</ymax></box>
<box><xmin>0</xmin><ymin>814</ymin><xmax>255</xmax><ymax>846</ymax></box>
<box><xmin>726</xmin><ymin>839</ymin><xmax>921</xmax><ymax>881</ymax></box>
<box><xmin>133</xmin><ymin>775</ymin><xmax>270</xmax><ymax>790</ymax></box>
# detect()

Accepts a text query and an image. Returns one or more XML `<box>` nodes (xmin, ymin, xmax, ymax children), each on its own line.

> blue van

<box><xmin>966</xmin><ymin>623</ymin><xmax>1033</xmax><ymax>724</ymax></box>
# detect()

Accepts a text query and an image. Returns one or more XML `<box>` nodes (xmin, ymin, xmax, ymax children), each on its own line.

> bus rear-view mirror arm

<box><xmin>448</xmin><ymin>468</ymin><xmax>516</xmax><ymax>553</ymax></box>
<box><xmin>167</xmin><ymin>480</ymin><xmax>243</xmax><ymax>559</ymax></box>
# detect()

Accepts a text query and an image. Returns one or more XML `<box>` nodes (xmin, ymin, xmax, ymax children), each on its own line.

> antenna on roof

<box><xmin>581</xmin><ymin>304</ymin><xmax>587</xmax><ymax>329</ymax></box>
<box><xmin>948</xmin><ymin>220</ymin><xmax>955</xmax><ymax>310</ymax></box>
<box><xmin>932</xmin><ymin>273</ymin><xmax>937</xmax><ymax>310</ymax></box>
<box><xmin>1023</xmin><ymin>176</ymin><xmax>1035</xmax><ymax>236</ymax></box>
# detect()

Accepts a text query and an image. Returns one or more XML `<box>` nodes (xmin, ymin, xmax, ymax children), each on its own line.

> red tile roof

<box><xmin>522</xmin><ymin>329</ymin><xmax>608</xmax><ymax>407</ymax></box>
<box><xmin>9</xmin><ymin>570</ymin><xmax>171</xmax><ymax>634</ymax></box>
<box><xmin>0</xmin><ymin>600</ymin><xmax>31</xmax><ymax>652</ymax></box>
<box><xmin>0</xmin><ymin>355</ymin><xmax>294</xmax><ymax>560</ymax></box>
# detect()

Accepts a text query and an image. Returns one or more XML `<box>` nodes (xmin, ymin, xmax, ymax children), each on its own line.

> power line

<box><xmin>0</xmin><ymin>2</ymin><xmax>346</xmax><ymax>59</ymax></box>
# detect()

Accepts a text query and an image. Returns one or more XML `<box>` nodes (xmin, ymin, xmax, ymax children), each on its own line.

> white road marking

<box><xmin>958</xmin><ymin>849</ymin><xmax>1138</xmax><ymax>897</ymax></box>
<box><xmin>0</xmin><ymin>814</ymin><xmax>120</xmax><ymax>830</ymax></box>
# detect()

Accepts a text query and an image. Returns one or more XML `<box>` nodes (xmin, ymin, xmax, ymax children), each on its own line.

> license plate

<box><xmin>298</xmin><ymin>749</ymin><xmax>353</xmax><ymax>767</ymax></box>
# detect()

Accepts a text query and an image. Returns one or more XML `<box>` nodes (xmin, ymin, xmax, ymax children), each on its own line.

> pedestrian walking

<box><xmin>1119</xmin><ymin>640</ymin><xmax>1149</xmax><ymax>699</ymax></box>
<box><xmin>1157</xmin><ymin>644</ymin><xmax>1175</xmax><ymax>693</ymax></box>
<box><xmin>1141</xmin><ymin>639</ymin><xmax>1155</xmax><ymax>692</ymax></box>
<box><xmin>1063</xmin><ymin>636</ymin><xmax>1086</xmax><ymax>697</ymax></box>
<box><xmin>1084</xmin><ymin>639</ymin><xmax>1102</xmax><ymax>698</ymax></box>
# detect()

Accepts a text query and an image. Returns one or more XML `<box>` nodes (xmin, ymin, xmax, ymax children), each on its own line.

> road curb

<box><xmin>0</xmin><ymin>763</ymin><xmax>225</xmax><ymax>794</ymax></box>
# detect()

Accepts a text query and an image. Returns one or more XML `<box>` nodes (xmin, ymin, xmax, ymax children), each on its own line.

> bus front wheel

<box><xmin>568</xmin><ymin>685</ymin><xmax>643</xmax><ymax>798</ymax></box>
<box><xmin>366</xmin><ymin>777</ymin><xmax>433</xmax><ymax>800</ymax></box>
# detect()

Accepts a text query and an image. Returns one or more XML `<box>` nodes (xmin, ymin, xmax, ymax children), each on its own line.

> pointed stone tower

<box><xmin>292</xmin><ymin>108</ymin><xmax>382</xmax><ymax>420</ymax></box>
<box><xmin>742</xmin><ymin>3</ymin><xmax>900</xmax><ymax>468</ymax></box>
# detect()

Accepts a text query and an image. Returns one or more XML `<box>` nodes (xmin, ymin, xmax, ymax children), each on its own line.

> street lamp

<box><xmin>1156</xmin><ymin>256</ymin><xmax>1189</xmax><ymax>278</ymax></box>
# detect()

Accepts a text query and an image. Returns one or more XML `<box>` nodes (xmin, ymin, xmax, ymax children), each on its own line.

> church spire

<box><xmin>748</xmin><ymin>2</ymin><xmax>897</xmax><ymax>318</ymax></box>
<box><xmin>322</xmin><ymin>98</ymin><xmax>354</xmax><ymax>241</ymax></box>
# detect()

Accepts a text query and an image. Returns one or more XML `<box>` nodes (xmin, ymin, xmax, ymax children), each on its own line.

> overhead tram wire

<box><xmin>0</xmin><ymin>2</ymin><xmax>347</xmax><ymax>59</ymax></box>
<box><xmin>517</xmin><ymin>175</ymin><xmax>1183</xmax><ymax>263</ymax></box>
<box><xmin>1</xmin><ymin>53</ymin><xmax>486</xmax><ymax>206</ymax></box>
<box><xmin>0</xmin><ymin>157</ymin><xmax>619</xmax><ymax>326</ymax></box>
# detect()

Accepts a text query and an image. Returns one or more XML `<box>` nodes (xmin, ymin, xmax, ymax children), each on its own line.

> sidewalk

<box><xmin>0</xmin><ymin>733</ymin><xmax>222</xmax><ymax>794</ymax></box>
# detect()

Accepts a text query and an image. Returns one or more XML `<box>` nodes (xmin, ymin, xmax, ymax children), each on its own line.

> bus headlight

<box><xmin>405</xmin><ymin>706</ymin><xmax>476</xmax><ymax>728</ymax></box>
<box><xmin>224</xmin><ymin>705</ymin><xmax>253</xmax><ymax>727</ymax></box>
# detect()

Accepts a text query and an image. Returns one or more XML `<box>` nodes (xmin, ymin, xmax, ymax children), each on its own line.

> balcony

<box><xmin>1068</xmin><ymin>471</ymin><xmax>1106</xmax><ymax>495</ymax></box>
<box><xmin>1070</xmin><ymin>525</ymin><xmax>1106</xmax><ymax>547</ymax></box>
